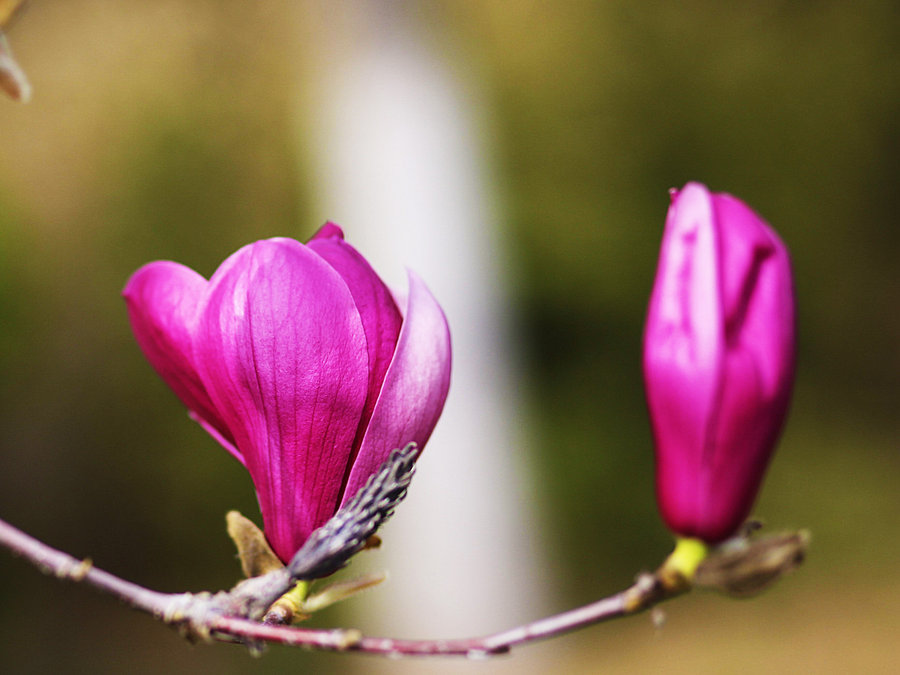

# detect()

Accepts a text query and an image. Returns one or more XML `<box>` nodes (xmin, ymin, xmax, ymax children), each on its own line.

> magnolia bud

<box><xmin>643</xmin><ymin>183</ymin><xmax>795</xmax><ymax>543</ymax></box>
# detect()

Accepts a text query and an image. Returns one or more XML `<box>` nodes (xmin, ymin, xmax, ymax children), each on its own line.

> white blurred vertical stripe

<box><xmin>293</xmin><ymin>2</ymin><xmax>549</xmax><ymax>647</ymax></box>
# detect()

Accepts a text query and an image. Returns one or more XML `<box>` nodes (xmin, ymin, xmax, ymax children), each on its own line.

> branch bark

<box><xmin>0</xmin><ymin>514</ymin><xmax>686</xmax><ymax>657</ymax></box>
<box><xmin>0</xmin><ymin>442</ymin><xmax>806</xmax><ymax>657</ymax></box>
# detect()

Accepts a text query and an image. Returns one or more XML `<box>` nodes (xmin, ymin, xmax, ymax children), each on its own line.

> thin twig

<box><xmin>7</xmin><ymin>445</ymin><xmax>770</xmax><ymax>656</ymax></box>
<box><xmin>0</xmin><ymin>444</ymin><xmax>693</xmax><ymax>656</ymax></box>
<box><xmin>2</xmin><ymin>436</ymin><xmax>808</xmax><ymax>657</ymax></box>
<box><xmin>0</xmin><ymin>516</ymin><xmax>172</xmax><ymax>617</ymax></box>
<box><xmin>0</xmin><ymin>514</ymin><xmax>682</xmax><ymax>656</ymax></box>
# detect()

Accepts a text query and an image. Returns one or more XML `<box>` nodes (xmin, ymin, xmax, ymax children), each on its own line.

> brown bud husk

<box><xmin>694</xmin><ymin>530</ymin><xmax>809</xmax><ymax>597</ymax></box>
<box><xmin>226</xmin><ymin>510</ymin><xmax>284</xmax><ymax>578</ymax></box>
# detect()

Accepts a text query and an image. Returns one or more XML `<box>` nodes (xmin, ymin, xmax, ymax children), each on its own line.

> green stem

<box><xmin>262</xmin><ymin>580</ymin><xmax>310</xmax><ymax>625</ymax></box>
<box><xmin>288</xmin><ymin>580</ymin><xmax>311</xmax><ymax>604</ymax></box>
<box><xmin>662</xmin><ymin>537</ymin><xmax>709</xmax><ymax>584</ymax></box>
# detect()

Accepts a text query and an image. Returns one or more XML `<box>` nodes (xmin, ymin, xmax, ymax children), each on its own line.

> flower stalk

<box><xmin>658</xmin><ymin>537</ymin><xmax>709</xmax><ymax>592</ymax></box>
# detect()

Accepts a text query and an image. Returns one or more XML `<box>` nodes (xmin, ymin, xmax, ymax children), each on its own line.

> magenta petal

<box><xmin>713</xmin><ymin>194</ymin><xmax>795</xmax><ymax>396</ymax></box>
<box><xmin>700</xmin><ymin>193</ymin><xmax>795</xmax><ymax>540</ymax></box>
<box><xmin>645</xmin><ymin>182</ymin><xmax>795</xmax><ymax>542</ymax></box>
<box><xmin>644</xmin><ymin>183</ymin><xmax>722</xmax><ymax>529</ymax></box>
<box><xmin>123</xmin><ymin>261</ymin><xmax>241</xmax><ymax>463</ymax></box>
<box><xmin>309</xmin><ymin>221</ymin><xmax>345</xmax><ymax>241</ymax></box>
<box><xmin>307</xmin><ymin>231</ymin><xmax>403</xmax><ymax>457</ymax></box>
<box><xmin>340</xmin><ymin>270</ymin><xmax>452</xmax><ymax>506</ymax></box>
<box><xmin>194</xmin><ymin>239</ymin><xmax>369</xmax><ymax>562</ymax></box>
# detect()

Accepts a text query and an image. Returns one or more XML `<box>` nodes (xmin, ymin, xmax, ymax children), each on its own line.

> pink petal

<box><xmin>123</xmin><ymin>261</ymin><xmax>241</xmax><ymax>463</ymax></box>
<box><xmin>646</xmin><ymin>183</ymin><xmax>795</xmax><ymax>542</ymax></box>
<box><xmin>713</xmin><ymin>194</ymin><xmax>796</xmax><ymax>396</ymax></box>
<box><xmin>700</xmin><ymin>193</ymin><xmax>795</xmax><ymax>540</ymax></box>
<box><xmin>340</xmin><ymin>270</ymin><xmax>452</xmax><ymax>506</ymax></box>
<box><xmin>309</xmin><ymin>221</ymin><xmax>345</xmax><ymax>241</ymax></box>
<box><xmin>644</xmin><ymin>183</ymin><xmax>722</xmax><ymax>528</ymax></box>
<box><xmin>307</xmin><ymin>225</ymin><xmax>403</xmax><ymax>467</ymax></box>
<box><xmin>193</xmin><ymin>238</ymin><xmax>369</xmax><ymax>562</ymax></box>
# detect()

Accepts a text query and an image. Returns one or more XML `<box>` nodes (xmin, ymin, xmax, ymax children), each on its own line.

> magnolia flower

<box><xmin>124</xmin><ymin>224</ymin><xmax>451</xmax><ymax>562</ymax></box>
<box><xmin>643</xmin><ymin>183</ymin><xmax>795</xmax><ymax>543</ymax></box>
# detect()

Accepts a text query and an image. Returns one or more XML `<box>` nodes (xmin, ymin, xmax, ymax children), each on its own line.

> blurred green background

<box><xmin>0</xmin><ymin>1</ymin><xmax>897</xmax><ymax>673</ymax></box>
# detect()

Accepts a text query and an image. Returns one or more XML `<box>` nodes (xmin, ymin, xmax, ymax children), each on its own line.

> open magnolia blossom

<box><xmin>124</xmin><ymin>224</ymin><xmax>451</xmax><ymax>563</ymax></box>
<box><xmin>643</xmin><ymin>183</ymin><xmax>795</xmax><ymax>544</ymax></box>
